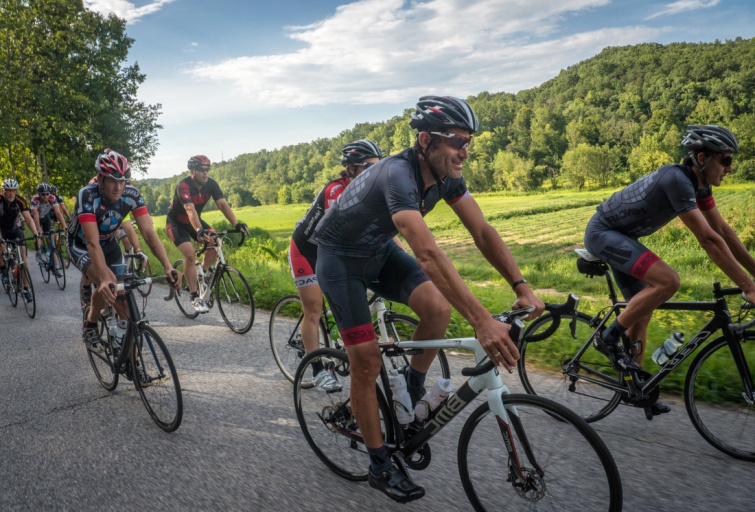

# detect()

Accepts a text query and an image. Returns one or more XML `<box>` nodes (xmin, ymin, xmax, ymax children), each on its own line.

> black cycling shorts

<box><xmin>166</xmin><ymin>219</ymin><xmax>213</xmax><ymax>247</ymax></box>
<box><xmin>70</xmin><ymin>238</ymin><xmax>126</xmax><ymax>280</ymax></box>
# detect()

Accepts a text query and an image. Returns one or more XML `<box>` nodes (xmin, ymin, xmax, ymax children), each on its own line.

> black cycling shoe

<box><xmin>592</xmin><ymin>335</ymin><xmax>641</xmax><ymax>371</ymax></box>
<box><xmin>650</xmin><ymin>400</ymin><xmax>671</xmax><ymax>416</ymax></box>
<box><xmin>368</xmin><ymin>464</ymin><xmax>425</xmax><ymax>503</ymax></box>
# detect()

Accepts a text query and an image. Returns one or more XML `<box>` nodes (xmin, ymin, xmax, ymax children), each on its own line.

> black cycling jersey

<box><xmin>595</xmin><ymin>164</ymin><xmax>713</xmax><ymax>238</ymax></box>
<box><xmin>68</xmin><ymin>184</ymin><xmax>148</xmax><ymax>247</ymax></box>
<box><xmin>166</xmin><ymin>176</ymin><xmax>224</xmax><ymax>225</ymax></box>
<box><xmin>292</xmin><ymin>176</ymin><xmax>350</xmax><ymax>244</ymax></box>
<box><xmin>314</xmin><ymin>148</ymin><xmax>470</xmax><ymax>256</ymax></box>
<box><xmin>0</xmin><ymin>195</ymin><xmax>29</xmax><ymax>234</ymax></box>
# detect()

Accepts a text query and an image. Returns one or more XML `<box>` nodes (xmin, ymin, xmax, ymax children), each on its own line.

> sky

<box><xmin>83</xmin><ymin>0</ymin><xmax>755</xmax><ymax>179</ymax></box>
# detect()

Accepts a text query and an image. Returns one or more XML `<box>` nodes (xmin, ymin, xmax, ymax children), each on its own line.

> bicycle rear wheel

<box><xmin>518</xmin><ymin>312</ymin><xmax>621</xmax><ymax>422</ymax></box>
<box><xmin>53</xmin><ymin>248</ymin><xmax>66</xmax><ymax>290</ymax></box>
<box><xmin>172</xmin><ymin>259</ymin><xmax>199</xmax><ymax>319</ymax></box>
<box><xmin>459</xmin><ymin>394</ymin><xmax>622</xmax><ymax>511</ymax></box>
<box><xmin>269</xmin><ymin>295</ymin><xmax>329</xmax><ymax>386</ymax></box>
<box><xmin>294</xmin><ymin>347</ymin><xmax>394</xmax><ymax>481</ymax></box>
<box><xmin>132</xmin><ymin>324</ymin><xmax>183</xmax><ymax>432</ymax></box>
<box><xmin>216</xmin><ymin>265</ymin><xmax>254</xmax><ymax>334</ymax></box>
<box><xmin>685</xmin><ymin>336</ymin><xmax>755</xmax><ymax>461</ymax></box>
<box><xmin>21</xmin><ymin>265</ymin><xmax>35</xmax><ymax>318</ymax></box>
<box><xmin>87</xmin><ymin>309</ymin><xmax>118</xmax><ymax>391</ymax></box>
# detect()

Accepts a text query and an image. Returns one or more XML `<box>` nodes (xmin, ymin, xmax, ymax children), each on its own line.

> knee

<box><xmin>351</xmin><ymin>349</ymin><xmax>382</xmax><ymax>381</ymax></box>
<box><xmin>657</xmin><ymin>270</ymin><xmax>680</xmax><ymax>296</ymax></box>
<box><xmin>416</xmin><ymin>297</ymin><xmax>451</xmax><ymax>326</ymax></box>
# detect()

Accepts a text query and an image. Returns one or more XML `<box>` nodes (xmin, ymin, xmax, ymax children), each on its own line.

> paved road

<box><xmin>1</xmin><ymin>267</ymin><xmax>753</xmax><ymax>511</ymax></box>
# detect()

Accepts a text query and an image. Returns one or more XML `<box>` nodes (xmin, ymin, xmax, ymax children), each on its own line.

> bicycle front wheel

<box><xmin>685</xmin><ymin>336</ymin><xmax>755</xmax><ymax>461</ymax></box>
<box><xmin>380</xmin><ymin>312</ymin><xmax>450</xmax><ymax>381</ymax></box>
<box><xmin>294</xmin><ymin>347</ymin><xmax>394</xmax><ymax>481</ymax></box>
<box><xmin>269</xmin><ymin>295</ymin><xmax>328</xmax><ymax>386</ymax></box>
<box><xmin>133</xmin><ymin>324</ymin><xmax>183</xmax><ymax>432</ymax></box>
<box><xmin>53</xmin><ymin>248</ymin><xmax>66</xmax><ymax>290</ymax></box>
<box><xmin>88</xmin><ymin>310</ymin><xmax>118</xmax><ymax>391</ymax></box>
<box><xmin>8</xmin><ymin>264</ymin><xmax>19</xmax><ymax>306</ymax></box>
<box><xmin>216</xmin><ymin>265</ymin><xmax>254</xmax><ymax>334</ymax></box>
<box><xmin>172</xmin><ymin>259</ymin><xmax>199</xmax><ymax>319</ymax></box>
<box><xmin>459</xmin><ymin>394</ymin><xmax>622</xmax><ymax>511</ymax></box>
<box><xmin>39</xmin><ymin>251</ymin><xmax>50</xmax><ymax>283</ymax></box>
<box><xmin>21</xmin><ymin>265</ymin><xmax>35</xmax><ymax>318</ymax></box>
<box><xmin>519</xmin><ymin>312</ymin><xmax>621</xmax><ymax>422</ymax></box>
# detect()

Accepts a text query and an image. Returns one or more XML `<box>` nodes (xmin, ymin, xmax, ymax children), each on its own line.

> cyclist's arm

<box><xmin>31</xmin><ymin>208</ymin><xmax>43</xmax><ymax>236</ymax></box>
<box><xmin>121</xmin><ymin>220</ymin><xmax>140</xmax><ymax>252</ymax></box>
<box><xmin>215</xmin><ymin>198</ymin><xmax>248</xmax><ymax>235</ymax></box>
<box><xmin>700</xmin><ymin>205</ymin><xmax>755</xmax><ymax>277</ymax></box>
<box><xmin>133</xmin><ymin>214</ymin><xmax>180</xmax><ymax>289</ymax></box>
<box><xmin>22</xmin><ymin>210</ymin><xmax>40</xmax><ymax>241</ymax></box>
<box><xmin>680</xmin><ymin>209</ymin><xmax>755</xmax><ymax>299</ymax></box>
<box><xmin>450</xmin><ymin>196</ymin><xmax>544</xmax><ymax>319</ymax></box>
<box><xmin>181</xmin><ymin>202</ymin><xmax>204</xmax><ymax>233</ymax></box>
<box><xmin>52</xmin><ymin>204</ymin><xmax>67</xmax><ymax>231</ymax></box>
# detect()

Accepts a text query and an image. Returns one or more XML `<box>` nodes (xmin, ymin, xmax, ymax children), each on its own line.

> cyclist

<box><xmin>165</xmin><ymin>155</ymin><xmax>249</xmax><ymax>313</ymax></box>
<box><xmin>0</xmin><ymin>178</ymin><xmax>42</xmax><ymax>303</ymax></box>
<box><xmin>289</xmin><ymin>140</ymin><xmax>382</xmax><ymax>391</ymax></box>
<box><xmin>313</xmin><ymin>96</ymin><xmax>544</xmax><ymax>503</ymax></box>
<box><xmin>50</xmin><ymin>185</ymin><xmax>71</xmax><ymax>223</ymax></box>
<box><xmin>585</xmin><ymin>125</ymin><xmax>755</xmax><ymax>415</ymax></box>
<box><xmin>68</xmin><ymin>149</ymin><xmax>181</xmax><ymax>351</ymax></box>
<box><xmin>31</xmin><ymin>183</ymin><xmax>68</xmax><ymax>275</ymax></box>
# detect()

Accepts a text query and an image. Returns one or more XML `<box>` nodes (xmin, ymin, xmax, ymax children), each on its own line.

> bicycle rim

<box><xmin>519</xmin><ymin>312</ymin><xmax>621</xmax><ymax>422</ymax></box>
<box><xmin>133</xmin><ymin>324</ymin><xmax>183</xmax><ymax>432</ymax></box>
<box><xmin>87</xmin><ymin>313</ymin><xmax>118</xmax><ymax>391</ymax></box>
<box><xmin>459</xmin><ymin>394</ymin><xmax>622</xmax><ymax>511</ymax></box>
<box><xmin>216</xmin><ymin>266</ymin><xmax>254</xmax><ymax>334</ymax></box>
<box><xmin>39</xmin><ymin>252</ymin><xmax>50</xmax><ymax>283</ymax></box>
<box><xmin>8</xmin><ymin>264</ymin><xmax>19</xmax><ymax>306</ymax></box>
<box><xmin>685</xmin><ymin>336</ymin><xmax>755</xmax><ymax>461</ymax></box>
<box><xmin>294</xmin><ymin>347</ymin><xmax>394</xmax><ymax>481</ymax></box>
<box><xmin>53</xmin><ymin>249</ymin><xmax>66</xmax><ymax>290</ymax></box>
<box><xmin>269</xmin><ymin>295</ymin><xmax>328</xmax><ymax>386</ymax></box>
<box><xmin>173</xmin><ymin>259</ymin><xmax>199</xmax><ymax>319</ymax></box>
<box><xmin>21</xmin><ymin>265</ymin><xmax>35</xmax><ymax>318</ymax></box>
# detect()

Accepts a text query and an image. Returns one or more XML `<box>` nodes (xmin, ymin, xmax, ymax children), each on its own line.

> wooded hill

<box><xmin>136</xmin><ymin>37</ymin><xmax>755</xmax><ymax>214</ymax></box>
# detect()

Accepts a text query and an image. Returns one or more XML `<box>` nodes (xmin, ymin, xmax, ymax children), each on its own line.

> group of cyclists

<box><xmin>1</xmin><ymin>94</ymin><xmax>753</xmax><ymax>505</ymax></box>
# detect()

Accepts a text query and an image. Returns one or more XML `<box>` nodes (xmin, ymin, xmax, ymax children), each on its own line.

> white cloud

<box><xmin>187</xmin><ymin>0</ymin><xmax>662</xmax><ymax>108</ymax></box>
<box><xmin>646</xmin><ymin>0</ymin><xmax>720</xmax><ymax>20</ymax></box>
<box><xmin>84</xmin><ymin>0</ymin><xmax>177</xmax><ymax>23</ymax></box>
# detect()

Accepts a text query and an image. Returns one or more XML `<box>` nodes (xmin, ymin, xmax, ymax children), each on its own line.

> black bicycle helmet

<box><xmin>340</xmin><ymin>140</ymin><xmax>382</xmax><ymax>165</ymax></box>
<box><xmin>409</xmin><ymin>95</ymin><xmax>479</xmax><ymax>134</ymax></box>
<box><xmin>37</xmin><ymin>183</ymin><xmax>52</xmax><ymax>194</ymax></box>
<box><xmin>681</xmin><ymin>125</ymin><xmax>739</xmax><ymax>154</ymax></box>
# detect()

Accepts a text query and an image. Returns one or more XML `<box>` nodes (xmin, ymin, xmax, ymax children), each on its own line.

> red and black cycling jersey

<box><xmin>68</xmin><ymin>184</ymin><xmax>148</xmax><ymax>247</ymax></box>
<box><xmin>292</xmin><ymin>176</ymin><xmax>350</xmax><ymax>244</ymax></box>
<box><xmin>0</xmin><ymin>194</ymin><xmax>30</xmax><ymax>233</ymax></box>
<box><xmin>166</xmin><ymin>176</ymin><xmax>225</xmax><ymax>225</ymax></box>
<box><xmin>30</xmin><ymin>194</ymin><xmax>58</xmax><ymax>220</ymax></box>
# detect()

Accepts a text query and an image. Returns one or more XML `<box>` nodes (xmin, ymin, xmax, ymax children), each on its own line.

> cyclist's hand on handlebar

<box><xmin>166</xmin><ymin>267</ymin><xmax>182</xmax><ymax>290</ymax></box>
<box><xmin>196</xmin><ymin>228</ymin><xmax>212</xmax><ymax>244</ymax></box>
<box><xmin>98</xmin><ymin>280</ymin><xmax>117</xmax><ymax>305</ymax></box>
<box><xmin>234</xmin><ymin>222</ymin><xmax>249</xmax><ymax>236</ymax></box>
<box><xmin>743</xmin><ymin>288</ymin><xmax>755</xmax><ymax>304</ymax></box>
<box><xmin>512</xmin><ymin>291</ymin><xmax>545</xmax><ymax>322</ymax></box>
<box><xmin>476</xmin><ymin>316</ymin><xmax>520</xmax><ymax>372</ymax></box>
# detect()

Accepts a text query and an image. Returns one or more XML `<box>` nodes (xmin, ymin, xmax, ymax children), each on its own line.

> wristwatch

<box><xmin>511</xmin><ymin>279</ymin><xmax>528</xmax><ymax>290</ymax></box>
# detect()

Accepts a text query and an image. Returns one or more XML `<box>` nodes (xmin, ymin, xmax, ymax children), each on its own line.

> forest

<box><xmin>135</xmin><ymin>37</ymin><xmax>755</xmax><ymax>214</ymax></box>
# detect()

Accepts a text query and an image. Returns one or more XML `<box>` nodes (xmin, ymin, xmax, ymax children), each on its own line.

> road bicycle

<box><xmin>37</xmin><ymin>230</ymin><xmax>66</xmax><ymax>290</ymax></box>
<box><xmin>2</xmin><ymin>236</ymin><xmax>36</xmax><ymax>318</ymax></box>
<box><xmin>270</xmin><ymin>293</ymin><xmax>449</xmax><ymax>388</ymax></box>
<box><xmin>294</xmin><ymin>308</ymin><xmax>622</xmax><ymax>511</ymax></box>
<box><xmin>168</xmin><ymin>228</ymin><xmax>254</xmax><ymax>334</ymax></box>
<box><xmin>54</xmin><ymin>229</ymin><xmax>70</xmax><ymax>268</ymax></box>
<box><xmin>86</xmin><ymin>257</ymin><xmax>183</xmax><ymax>432</ymax></box>
<box><xmin>517</xmin><ymin>249</ymin><xmax>755</xmax><ymax>461</ymax></box>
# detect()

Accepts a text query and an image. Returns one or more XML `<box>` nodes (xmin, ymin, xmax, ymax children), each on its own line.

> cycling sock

<box><xmin>191</xmin><ymin>291</ymin><xmax>199</xmax><ymax>299</ymax></box>
<box><xmin>84</xmin><ymin>320</ymin><xmax>98</xmax><ymax>330</ymax></box>
<box><xmin>311</xmin><ymin>360</ymin><xmax>325</xmax><ymax>376</ymax></box>
<box><xmin>368</xmin><ymin>446</ymin><xmax>392</xmax><ymax>474</ymax></box>
<box><xmin>404</xmin><ymin>366</ymin><xmax>427</xmax><ymax>405</ymax></box>
<box><xmin>601</xmin><ymin>319</ymin><xmax>627</xmax><ymax>345</ymax></box>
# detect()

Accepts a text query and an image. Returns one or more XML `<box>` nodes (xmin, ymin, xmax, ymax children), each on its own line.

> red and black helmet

<box><xmin>95</xmin><ymin>149</ymin><xmax>131</xmax><ymax>181</ymax></box>
<box><xmin>188</xmin><ymin>155</ymin><xmax>211</xmax><ymax>171</ymax></box>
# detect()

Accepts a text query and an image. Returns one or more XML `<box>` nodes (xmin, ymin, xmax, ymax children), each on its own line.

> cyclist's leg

<box><xmin>199</xmin><ymin>220</ymin><xmax>217</xmax><ymax>270</ymax></box>
<box><xmin>289</xmin><ymin>237</ymin><xmax>323</xmax><ymax>354</ymax></box>
<box><xmin>168</xmin><ymin>221</ymin><xmax>199</xmax><ymax>293</ymax></box>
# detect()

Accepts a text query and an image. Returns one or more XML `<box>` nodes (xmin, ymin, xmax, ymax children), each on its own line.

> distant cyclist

<box><xmin>31</xmin><ymin>183</ymin><xmax>67</xmax><ymax>274</ymax></box>
<box><xmin>49</xmin><ymin>185</ymin><xmax>71</xmax><ymax>223</ymax></box>
<box><xmin>288</xmin><ymin>140</ymin><xmax>382</xmax><ymax>391</ymax></box>
<box><xmin>165</xmin><ymin>155</ymin><xmax>249</xmax><ymax>314</ymax></box>
<box><xmin>68</xmin><ymin>149</ymin><xmax>180</xmax><ymax>351</ymax></box>
<box><xmin>585</xmin><ymin>125</ymin><xmax>755</xmax><ymax>415</ymax></box>
<box><xmin>0</xmin><ymin>178</ymin><xmax>42</xmax><ymax>303</ymax></box>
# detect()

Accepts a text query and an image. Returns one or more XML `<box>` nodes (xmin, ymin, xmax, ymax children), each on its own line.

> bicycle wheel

<box><xmin>20</xmin><ymin>265</ymin><xmax>35</xmax><ymax>318</ymax></box>
<box><xmin>215</xmin><ymin>265</ymin><xmax>254</xmax><ymax>334</ymax></box>
<box><xmin>172</xmin><ymin>259</ymin><xmax>199</xmax><ymax>319</ymax></box>
<box><xmin>685</xmin><ymin>336</ymin><xmax>755</xmax><ymax>461</ymax></box>
<box><xmin>294</xmin><ymin>347</ymin><xmax>394</xmax><ymax>481</ymax></box>
<box><xmin>135</xmin><ymin>259</ymin><xmax>152</xmax><ymax>297</ymax></box>
<box><xmin>459</xmin><ymin>394</ymin><xmax>623</xmax><ymax>512</ymax></box>
<box><xmin>52</xmin><ymin>248</ymin><xmax>66</xmax><ymax>290</ymax></box>
<box><xmin>132</xmin><ymin>324</ymin><xmax>183</xmax><ymax>432</ymax></box>
<box><xmin>518</xmin><ymin>312</ymin><xmax>621</xmax><ymax>422</ymax></box>
<box><xmin>269</xmin><ymin>295</ymin><xmax>329</xmax><ymax>386</ymax></box>
<box><xmin>8</xmin><ymin>264</ymin><xmax>19</xmax><ymax>306</ymax></box>
<box><xmin>380</xmin><ymin>312</ymin><xmax>451</xmax><ymax>382</ymax></box>
<box><xmin>38</xmin><ymin>250</ymin><xmax>50</xmax><ymax>283</ymax></box>
<box><xmin>87</xmin><ymin>310</ymin><xmax>118</xmax><ymax>391</ymax></box>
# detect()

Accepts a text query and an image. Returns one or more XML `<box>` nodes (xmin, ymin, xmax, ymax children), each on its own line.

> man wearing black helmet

<box><xmin>0</xmin><ymin>178</ymin><xmax>42</xmax><ymax>302</ymax></box>
<box><xmin>585</xmin><ymin>125</ymin><xmax>755</xmax><ymax>415</ymax></box>
<box><xmin>313</xmin><ymin>96</ymin><xmax>544</xmax><ymax>503</ymax></box>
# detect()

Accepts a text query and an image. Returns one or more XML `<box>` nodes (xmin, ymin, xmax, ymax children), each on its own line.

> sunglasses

<box><xmin>430</xmin><ymin>131</ymin><xmax>473</xmax><ymax>150</ymax></box>
<box><xmin>712</xmin><ymin>153</ymin><xmax>733</xmax><ymax>167</ymax></box>
<box><xmin>196</xmin><ymin>167</ymin><xmax>210</xmax><ymax>173</ymax></box>
<box><xmin>39</xmin><ymin>192</ymin><xmax>48</xmax><ymax>196</ymax></box>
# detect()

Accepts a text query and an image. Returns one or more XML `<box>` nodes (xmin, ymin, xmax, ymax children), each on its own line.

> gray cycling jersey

<box><xmin>313</xmin><ymin>148</ymin><xmax>470</xmax><ymax>257</ymax></box>
<box><xmin>596</xmin><ymin>164</ymin><xmax>713</xmax><ymax>238</ymax></box>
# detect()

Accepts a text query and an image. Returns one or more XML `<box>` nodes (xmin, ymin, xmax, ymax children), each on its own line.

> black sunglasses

<box><xmin>430</xmin><ymin>131</ymin><xmax>473</xmax><ymax>150</ymax></box>
<box><xmin>712</xmin><ymin>154</ymin><xmax>733</xmax><ymax>167</ymax></box>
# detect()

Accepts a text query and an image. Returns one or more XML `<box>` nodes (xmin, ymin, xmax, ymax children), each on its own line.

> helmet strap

<box><xmin>416</xmin><ymin>134</ymin><xmax>445</xmax><ymax>185</ymax></box>
<box><xmin>693</xmin><ymin>152</ymin><xmax>713</xmax><ymax>188</ymax></box>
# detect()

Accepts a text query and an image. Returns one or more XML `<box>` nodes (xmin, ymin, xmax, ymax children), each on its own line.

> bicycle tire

<box><xmin>87</xmin><ymin>310</ymin><xmax>119</xmax><ymax>391</ymax></box>
<box><xmin>458</xmin><ymin>394</ymin><xmax>623</xmax><ymax>511</ymax></box>
<box><xmin>685</xmin><ymin>335</ymin><xmax>755</xmax><ymax>461</ymax></box>
<box><xmin>52</xmin><ymin>248</ymin><xmax>66</xmax><ymax>290</ymax></box>
<box><xmin>135</xmin><ymin>259</ymin><xmax>152</xmax><ymax>297</ymax></box>
<box><xmin>215</xmin><ymin>265</ymin><xmax>254</xmax><ymax>334</ymax></box>
<box><xmin>269</xmin><ymin>294</ymin><xmax>329</xmax><ymax>386</ymax></box>
<box><xmin>294</xmin><ymin>347</ymin><xmax>394</xmax><ymax>481</ymax></box>
<box><xmin>8</xmin><ymin>263</ymin><xmax>19</xmax><ymax>307</ymax></box>
<box><xmin>518</xmin><ymin>312</ymin><xmax>621</xmax><ymax>422</ymax></box>
<box><xmin>20</xmin><ymin>265</ymin><xmax>35</xmax><ymax>318</ymax></box>
<box><xmin>132</xmin><ymin>323</ymin><xmax>183</xmax><ymax>432</ymax></box>
<box><xmin>38</xmin><ymin>249</ymin><xmax>50</xmax><ymax>283</ymax></box>
<box><xmin>380</xmin><ymin>312</ymin><xmax>451</xmax><ymax>381</ymax></box>
<box><xmin>172</xmin><ymin>259</ymin><xmax>199</xmax><ymax>319</ymax></box>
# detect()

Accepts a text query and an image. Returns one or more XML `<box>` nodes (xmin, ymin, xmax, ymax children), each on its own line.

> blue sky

<box><xmin>84</xmin><ymin>0</ymin><xmax>755</xmax><ymax>179</ymax></box>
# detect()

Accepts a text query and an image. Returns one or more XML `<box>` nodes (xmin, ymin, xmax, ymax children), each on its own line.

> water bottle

<box><xmin>414</xmin><ymin>378</ymin><xmax>454</xmax><ymax>421</ymax></box>
<box><xmin>106</xmin><ymin>315</ymin><xmax>118</xmax><ymax>342</ymax></box>
<box><xmin>652</xmin><ymin>332</ymin><xmax>684</xmax><ymax>365</ymax></box>
<box><xmin>113</xmin><ymin>320</ymin><xmax>128</xmax><ymax>350</ymax></box>
<box><xmin>388</xmin><ymin>369</ymin><xmax>415</xmax><ymax>425</ymax></box>
<box><xmin>196</xmin><ymin>264</ymin><xmax>206</xmax><ymax>291</ymax></box>
<box><xmin>205</xmin><ymin>266</ymin><xmax>215</xmax><ymax>284</ymax></box>
<box><xmin>327</xmin><ymin>312</ymin><xmax>340</xmax><ymax>340</ymax></box>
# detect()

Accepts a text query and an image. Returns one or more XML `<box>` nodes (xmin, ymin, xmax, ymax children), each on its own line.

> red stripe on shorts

<box><xmin>630</xmin><ymin>251</ymin><xmax>660</xmax><ymax>280</ymax></box>
<box><xmin>340</xmin><ymin>324</ymin><xmax>378</xmax><ymax>347</ymax></box>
